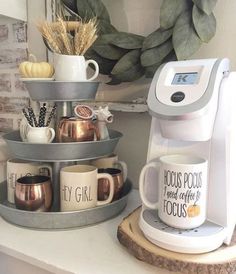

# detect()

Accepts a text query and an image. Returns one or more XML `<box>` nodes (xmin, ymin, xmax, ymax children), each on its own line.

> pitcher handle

<box><xmin>47</xmin><ymin>128</ymin><xmax>55</xmax><ymax>143</ymax></box>
<box><xmin>86</xmin><ymin>60</ymin><xmax>99</xmax><ymax>81</ymax></box>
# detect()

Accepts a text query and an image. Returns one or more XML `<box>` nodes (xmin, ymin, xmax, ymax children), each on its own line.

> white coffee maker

<box><xmin>139</xmin><ymin>58</ymin><xmax>236</xmax><ymax>253</ymax></box>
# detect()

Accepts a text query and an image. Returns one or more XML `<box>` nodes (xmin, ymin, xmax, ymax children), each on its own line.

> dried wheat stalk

<box><xmin>74</xmin><ymin>18</ymin><xmax>98</xmax><ymax>55</ymax></box>
<box><xmin>37</xmin><ymin>21</ymin><xmax>64</xmax><ymax>54</ymax></box>
<box><xmin>57</xmin><ymin>17</ymin><xmax>74</xmax><ymax>55</ymax></box>
<box><xmin>37</xmin><ymin>17</ymin><xmax>98</xmax><ymax>56</ymax></box>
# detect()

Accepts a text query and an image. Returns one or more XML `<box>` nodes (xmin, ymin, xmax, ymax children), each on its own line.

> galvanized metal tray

<box><xmin>0</xmin><ymin>180</ymin><xmax>132</xmax><ymax>229</ymax></box>
<box><xmin>23</xmin><ymin>80</ymin><xmax>99</xmax><ymax>101</ymax></box>
<box><xmin>3</xmin><ymin>129</ymin><xmax>122</xmax><ymax>162</ymax></box>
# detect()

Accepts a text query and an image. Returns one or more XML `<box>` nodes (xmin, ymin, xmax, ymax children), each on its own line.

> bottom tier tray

<box><xmin>0</xmin><ymin>180</ymin><xmax>132</xmax><ymax>230</ymax></box>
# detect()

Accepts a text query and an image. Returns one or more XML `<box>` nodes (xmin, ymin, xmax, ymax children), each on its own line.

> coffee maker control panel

<box><xmin>147</xmin><ymin>58</ymin><xmax>230</xmax><ymax>140</ymax></box>
<box><xmin>148</xmin><ymin>58</ymin><xmax>230</xmax><ymax>121</ymax></box>
<box><xmin>156</xmin><ymin>59</ymin><xmax>217</xmax><ymax>106</ymax></box>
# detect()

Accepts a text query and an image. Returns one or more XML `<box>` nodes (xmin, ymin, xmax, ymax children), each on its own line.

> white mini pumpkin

<box><xmin>19</xmin><ymin>54</ymin><xmax>54</xmax><ymax>78</ymax></box>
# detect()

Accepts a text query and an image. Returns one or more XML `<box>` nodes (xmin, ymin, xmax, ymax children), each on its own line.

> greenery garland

<box><xmin>61</xmin><ymin>0</ymin><xmax>218</xmax><ymax>84</ymax></box>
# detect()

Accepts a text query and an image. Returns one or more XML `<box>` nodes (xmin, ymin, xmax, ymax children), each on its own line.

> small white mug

<box><xmin>60</xmin><ymin>165</ymin><xmax>115</xmax><ymax>211</ymax></box>
<box><xmin>7</xmin><ymin>158</ymin><xmax>52</xmax><ymax>204</ymax></box>
<box><xmin>139</xmin><ymin>154</ymin><xmax>208</xmax><ymax>229</ymax></box>
<box><xmin>91</xmin><ymin>154</ymin><xmax>128</xmax><ymax>181</ymax></box>
<box><xmin>54</xmin><ymin>54</ymin><xmax>99</xmax><ymax>81</ymax></box>
<box><xmin>22</xmin><ymin>125</ymin><xmax>55</xmax><ymax>143</ymax></box>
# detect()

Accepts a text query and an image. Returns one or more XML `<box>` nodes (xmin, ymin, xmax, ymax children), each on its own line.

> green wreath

<box><xmin>61</xmin><ymin>0</ymin><xmax>218</xmax><ymax>84</ymax></box>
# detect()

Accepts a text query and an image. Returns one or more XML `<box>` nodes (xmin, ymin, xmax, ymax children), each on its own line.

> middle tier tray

<box><xmin>3</xmin><ymin>129</ymin><xmax>122</xmax><ymax>162</ymax></box>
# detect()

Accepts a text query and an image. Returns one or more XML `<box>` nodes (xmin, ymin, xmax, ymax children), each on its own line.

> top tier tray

<box><xmin>22</xmin><ymin>80</ymin><xmax>99</xmax><ymax>101</ymax></box>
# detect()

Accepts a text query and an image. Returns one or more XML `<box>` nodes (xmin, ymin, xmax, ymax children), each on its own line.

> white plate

<box><xmin>20</xmin><ymin>77</ymin><xmax>54</xmax><ymax>81</ymax></box>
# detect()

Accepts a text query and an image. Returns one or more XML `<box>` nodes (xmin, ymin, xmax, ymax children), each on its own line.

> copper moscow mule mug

<box><xmin>57</xmin><ymin>117</ymin><xmax>100</xmax><ymax>142</ymax></box>
<box><xmin>15</xmin><ymin>175</ymin><xmax>53</xmax><ymax>211</ymax></box>
<box><xmin>98</xmin><ymin>168</ymin><xmax>124</xmax><ymax>201</ymax></box>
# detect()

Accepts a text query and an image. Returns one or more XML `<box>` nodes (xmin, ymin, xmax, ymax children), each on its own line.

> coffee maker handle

<box><xmin>139</xmin><ymin>162</ymin><xmax>160</xmax><ymax>210</ymax></box>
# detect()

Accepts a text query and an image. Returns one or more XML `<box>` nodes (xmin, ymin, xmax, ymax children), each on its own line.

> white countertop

<box><xmin>0</xmin><ymin>190</ymin><xmax>177</xmax><ymax>274</ymax></box>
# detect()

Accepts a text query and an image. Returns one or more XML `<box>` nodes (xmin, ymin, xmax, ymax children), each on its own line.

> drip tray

<box><xmin>139</xmin><ymin>209</ymin><xmax>226</xmax><ymax>254</ymax></box>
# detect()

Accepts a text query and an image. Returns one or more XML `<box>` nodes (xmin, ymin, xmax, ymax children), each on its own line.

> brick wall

<box><xmin>0</xmin><ymin>17</ymin><xmax>29</xmax><ymax>179</ymax></box>
<box><xmin>0</xmin><ymin>17</ymin><xmax>29</xmax><ymax>133</ymax></box>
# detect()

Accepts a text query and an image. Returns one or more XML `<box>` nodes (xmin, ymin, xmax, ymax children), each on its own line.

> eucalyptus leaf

<box><xmin>141</xmin><ymin>40</ymin><xmax>173</xmax><ymax>67</ymax></box>
<box><xmin>192</xmin><ymin>0</ymin><xmax>217</xmax><ymax>15</ymax></box>
<box><xmin>192</xmin><ymin>5</ymin><xmax>216</xmax><ymax>42</ymax></box>
<box><xmin>160</xmin><ymin>0</ymin><xmax>192</xmax><ymax>29</ymax></box>
<box><xmin>111</xmin><ymin>49</ymin><xmax>141</xmax><ymax>75</ymax></box>
<box><xmin>173</xmin><ymin>10</ymin><xmax>202</xmax><ymax>60</ymax></box>
<box><xmin>85</xmin><ymin>49</ymin><xmax>116</xmax><ymax>75</ymax></box>
<box><xmin>162</xmin><ymin>49</ymin><xmax>177</xmax><ymax>63</ymax></box>
<box><xmin>98</xmin><ymin>20</ymin><xmax>117</xmax><ymax>35</ymax></box>
<box><xmin>145</xmin><ymin>62</ymin><xmax>162</xmax><ymax>78</ymax></box>
<box><xmin>92</xmin><ymin>34</ymin><xmax>128</xmax><ymax>60</ymax></box>
<box><xmin>144</xmin><ymin>50</ymin><xmax>177</xmax><ymax>78</ymax></box>
<box><xmin>111</xmin><ymin>63</ymin><xmax>144</xmax><ymax>82</ymax></box>
<box><xmin>106</xmin><ymin>77</ymin><xmax>122</xmax><ymax>85</ymax></box>
<box><xmin>109</xmin><ymin>32</ymin><xmax>144</xmax><ymax>49</ymax></box>
<box><xmin>142</xmin><ymin>28</ymin><xmax>173</xmax><ymax>51</ymax></box>
<box><xmin>93</xmin><ymin>44</ymin><xmax>126</xmax><ymax>60</ymax></box>
<box><xmin>75</xmin><ymin>0</ymin><xmax>110</xmax><ymax>22</ymax></box>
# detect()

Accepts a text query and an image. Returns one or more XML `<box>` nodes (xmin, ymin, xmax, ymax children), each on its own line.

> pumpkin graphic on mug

<box><xmin>187</xmin><ymin>204</ymin><xmax>201</xmax><ymax>218</ymax></box>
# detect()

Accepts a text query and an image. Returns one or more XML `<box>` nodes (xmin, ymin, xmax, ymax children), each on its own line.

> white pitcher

<box><xmin>54</xmin><ymin>54</ymin><xmax>99</xmax><ymax>81</ymax></box>
<box><xmin>21</xmin><ymin>125</ymin><xmax>55</xmax><ymax>144</ymax></box>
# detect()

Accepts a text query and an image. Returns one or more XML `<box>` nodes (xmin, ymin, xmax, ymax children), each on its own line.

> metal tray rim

<box><xmin>23</xmin><ymin>81</ymin><xmax>100</xmax><ymax>101</ymax></box>
<box><xmin>3</xmin><ymin>129</ymin><xmax>122</xmax><ymax>145</ymax></box>
<box><xmin>22</xmin><ymin>80</ymin><xmax>100</xmax><ymax>83</ymax></box>
<box><xmin>0</xmin><ymin>182</ymin><xmax>131</xmax><ymax>215</ymax></box>
<box><xmin>0</xmin><ymin>181</ymin><xmax>132</xmax><ymax>229</ymax></box>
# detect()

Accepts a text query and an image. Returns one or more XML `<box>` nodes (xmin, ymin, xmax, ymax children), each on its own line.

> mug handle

<box><xmin>96</xmin><ymin>173</ymin><xmax>114</xmax><ymax>206</ymax></box>
<box><xmin>114</xmin><ymin>161</ymin><xmax>128</xmax><ymax>181</ymax></box>
<box><xmin>47</xmin><ymin>128</ymin><xmax>55</xmax><ymax>143</ymax></box>
<box><xmin>139</xmin><ymin>162</ymin><xmax>160</xmax><ymax>210</ymax></box>
<box><xmin>86</xmin><ymin>60</ymin><xmax>99</xmax><ymax>81</ymax></box>
<box><xmin>38</xmin><ymin>165</ymin><xmax>52</xmax><ymax>179</ymax></box>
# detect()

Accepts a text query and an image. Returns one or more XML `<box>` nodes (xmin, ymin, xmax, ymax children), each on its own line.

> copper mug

<box><xmin>98</xmin><ymin>168</ymin><xmax>124</xmax><ymax>201</ymax></box>
<box><xmin>57</xmin><ymin>116</ymin><xmax>100</xmax><ymax>142</ymax></box>
<box><xmin>15</xmin><ymin>175</ymin><xmax>52</xmax><ymax>211</ymax></box>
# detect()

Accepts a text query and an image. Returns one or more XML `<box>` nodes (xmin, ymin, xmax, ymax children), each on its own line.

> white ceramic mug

<box><xmin>22</xmin><ymin>125</ymin><xmax>55</xmax><ymax>143</ymax></box>
<box><xmin>91</xmin><ymin>154</ymin><xmax>128</xmax><ymax>181</ymax></box>
<box><xmin>54</xmin><ymin>54</ymin><xmax>99</xmax><ymax>81</ymax></box>
<box><xmin>60</xmin><ymin>164</ymin><xmax>115</xmax><ymax>211</ymax></box>
<box><xmin>139</xmin><ymin>154</ymin><xmax>208</xmax><ymax>229</ymax></box>
<box><xmin>7</xmin><ymin>159</ymin><xmax>52</xmax><ymax>204</ymax></box>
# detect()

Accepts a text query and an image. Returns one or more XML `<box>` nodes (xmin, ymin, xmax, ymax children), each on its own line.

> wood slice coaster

<box><xmin>117</xmin><ymin>206</ymin><xmax>236</xmax><ymax>274</ymax></box>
